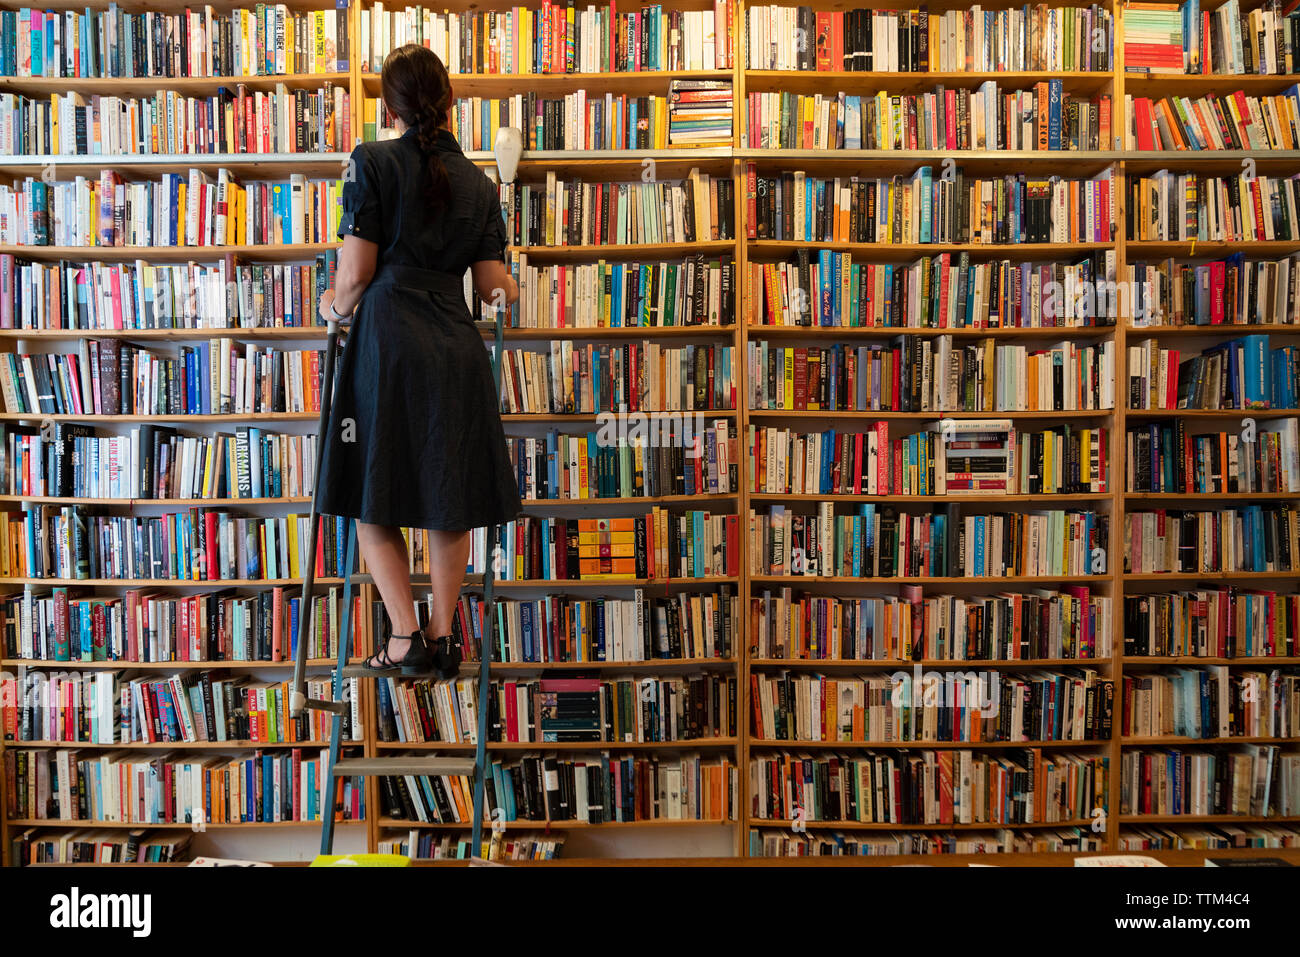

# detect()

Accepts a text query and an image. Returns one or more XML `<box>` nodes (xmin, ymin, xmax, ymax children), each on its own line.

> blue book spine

<box><xmin>974</xmin><ymin>516</ymin><xmax>986</xmax><ymax>576</ymax></box>
<box><xmin>1243</xmin><ymin>335</ymin><xmax>1270</xmax><ymax>408</ymax></box>
<box><xmin>832</xmin><ymin>252</ymin><xmax>843</xmax><ymax>323</ymax></box>
<box><xmin>919</xmin><ymin>167</ymin><xmax>933</xmax><ymax>243</ymax></box>
<box><xmin>934</xmin><ymin>513</ymin><xmax>946</xmax><ymax>575</ymax></box>
<box><xmin>521</xmin><ymin>600</ymin><xmax>534</xmax><ymax>663</ymax></box>
<box><xmin>1048</xmin><ymin>79</ymin><xmax>1063</xmax><ymax>150</ymax></box>
<box><xmin>852</xmin><ymin>516</ymin><xmax>862</xmax><ymax>577</ymax></box>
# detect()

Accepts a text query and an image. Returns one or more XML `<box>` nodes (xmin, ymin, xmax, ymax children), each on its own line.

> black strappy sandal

<box><xmin>361</xmin><ymin>628</ymin><xmax>436</xmax><ymax>677</ymax></box>
<box><xmin>430</xmin><ymin>634</ymin><xmax>462</xmax><ymax>680</ymax></box>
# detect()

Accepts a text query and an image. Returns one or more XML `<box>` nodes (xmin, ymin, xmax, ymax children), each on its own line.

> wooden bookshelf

<box><xmin>3</xmin><ymin>0</ymin><xmax>1299</xmax><ymax>867</ymax></box>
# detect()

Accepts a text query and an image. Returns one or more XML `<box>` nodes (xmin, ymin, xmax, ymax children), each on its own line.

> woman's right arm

<box><xmin>470</xmin><ymin>259</ymin><xmax>519</xmax><ymax>308</ymax></box>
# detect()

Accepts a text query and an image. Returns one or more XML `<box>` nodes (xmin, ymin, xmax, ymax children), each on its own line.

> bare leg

<box><xmin>357</xmin><ymin>522</ymin><xmax>418</xmax><ymax>664</ymax></box>
<box><xmin>426</xmin><ymin>529</ymin><xmax>472</xmax><ymax>638</ymax></box>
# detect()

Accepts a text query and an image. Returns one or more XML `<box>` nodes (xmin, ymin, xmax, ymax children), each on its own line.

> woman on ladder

<box><xmin>315</xmin><ymin>43</ymin><xmax>522</xmax><ymax>679</ymax></box>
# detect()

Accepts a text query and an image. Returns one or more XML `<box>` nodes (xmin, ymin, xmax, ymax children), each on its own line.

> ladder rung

<box><xmin>304</xmin><ymin>698</ymin><xmax>348</xmax><ymax>715</ymax></box>
<box><xmin>473</xmin><ymin>320</ymin><xmax>497</xmax><ymax>332</ymax></box>
<box><xmin>331</xmin><ymin>757</ymin><xmax>477</xmax><ymax>777</ymax></box>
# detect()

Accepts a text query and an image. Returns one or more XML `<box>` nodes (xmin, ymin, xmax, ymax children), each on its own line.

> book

<box><xmin>1124</xmin><ymin>504</ymin><xmax>1300</xmax><ymax>573</ymax></box>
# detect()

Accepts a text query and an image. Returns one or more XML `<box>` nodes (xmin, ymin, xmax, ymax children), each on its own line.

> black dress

<box><xmin>315</xmin><ymin>127</ymin><xmax>523</xmax><ymax>531</ymax></box>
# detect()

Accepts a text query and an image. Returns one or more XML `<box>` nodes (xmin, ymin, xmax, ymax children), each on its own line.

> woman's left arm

<box><xmin>320</xmin><ymin>235</ymin><xmax>379</xmax><ymax>322</ymax></box>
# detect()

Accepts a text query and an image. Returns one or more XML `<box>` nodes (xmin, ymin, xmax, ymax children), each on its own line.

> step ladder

<box><xmin>289</xmin><ymin>297</ymin><xmax>506</xmax><ymax>860</ymax></box>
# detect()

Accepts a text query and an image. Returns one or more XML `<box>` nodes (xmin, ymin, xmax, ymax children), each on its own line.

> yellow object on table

<box><xmin>310</xmin><ymin>853</ymin><xmax>412</xmax><ymax>867</ymax></box>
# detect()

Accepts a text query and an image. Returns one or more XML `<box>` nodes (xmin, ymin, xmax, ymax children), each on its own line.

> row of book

<box><xmin>1120</xmin><ymin>745</ymin><xmax>1296</xmax><ymax>818</ymax></box>
<box><xmin>0</xmin><ymin>506</ymin><xmax>355</xmax><ymax>581</ymax></box>
<box><xmin>747</xmin><ymin>254</ymin><xmax>1117</xmax><ymax>329</ymax></box>
<box><xmin>0</xmin><ymin>254</ymin><xmax>337</xmax><ymax>331</ymax></box>
<box><xmin>1120</xmin><ymin>668</ymin><xmax>1299</xmax><ymax>739</ymax></box>
<box><xmin>4</xmin><ymin>747</ymin><xmax>366</xmax><ymax>824</ymax></box>
<box><xmin>749</xmin><ymin>667</ymin><xmax>1114</xmax><ymax>743</ymax></box>
<box><xmin>498</xmin><ymin>170</ymin><xmax>734</xmax><ymax>248</ymax></box>
<box><xmin>745</xmin><ymin>339</ymin><xmax>1115</xmax><ymax>413</ymax></box>
<box><xmin>747</xmin><ymin>167</ymin><xmax>1115</xmax><ymax>245</ymax></box>
<box><xmin>1125</xmin><ymin>0</ymin><xmax>1298</xmax><ymax>76</ymax></box>
<box><xmin>359</xmin><ymin>1</ymin><xmax>735</xmax><ymax>75</ymax></box>
<box><xmin>2</xmin><ymin>584</ymin><xmax>361</xmax><ymax>663</ymax></box>
<box><xmin>1119</xmin><ymin>824</ymin><xmax>1300</xmax><ymax>850</ymax></box>
<box><xmin>0</xmin><ymin>342</ymin><xmax>324</xmax><ymax>416</ymax></box>
<box><xmin>750</xmin><ymin>505</ymin><xmax>1108</xmax><ymax>580</ymax></box>
<box><xmin>10</xmin><ymin>828</ymin><xmax>191</xmax><ymax>865</ymax></box>
<box><xmin>506</xmin><ymin>423</ymin><xmax>738</xmax><ymax>500</ymax></box>
<box><xmin>1128</xmin><ymin>335</ymin><xmax>1299</xmax><ymax>411</ymax></box>
<box><xmin>1123</xmin><ymin>588</ymin><xmax>1300</xmax><ymax>659</ymax></box>
<box><xmin>750</xmin><ymin>586</ymin><xmax>1111</xmax><ymax>662</ymax></box>
<box><xmin>377</xmin><ymin>752</ymin><xmax>738</xmax><ymax>826</ymax></box>
<box><xmin>3</xmin><ymin>671</ymin><xmax>362</xmax><ymax>745</ymax></box>
<box><xmin>744</xmin><ymin>84</ymin><xmax>1111</xmax><ymax>152</ymax></box>
<box><xmin>668</xmin><ymin>78</ymin><xmax>733</xmax><ymax>148</ymax></box>
<box><xmin>1</xmin><ymin>84</ymin><xmax>353</xmax><ymax>157</ymax></box>
<box><xmin>749</xmin><ymin>827</ymin><xmax>1103</xmax><ymax>855</ymax></box>
<box><xmin>380</xmin><ymin>832</ymin><xmax>564</xmax><ymax>861</ymax></box>
<box><xmin>425</xmin><ymin>588</ymin><xmax>738</xmax><ymax>664</ymax></box>
<box><xmin>376</xmin><ymin>674</ymin><xmax>737</xmax><ymax>744</ymax></box>
<box><xmin>1128</xmin><ymin>170</ymin><xmax>1300</xmax><ymax>244</ymax></box>
<box><xmin>745</xmin><ymin>4</ymin><xmax>1112</xmax><ymax>73</ymax></box>
<box><xmin>749</xmin><ymin>749</ymin><xmax>1107</xmax><ymax>826</ymax></box>
<box><xmin>1123</xmin><ymin>505</ymin><xmax>1299</xmax><ymax>575</ymax></box>
<box><xmin>482</xmin><ymin>509</ymin><xmax>738</xmax><ymax>581</ymax></box>
<box><xmin>498</xmin><ymin>341</ymin><xmax>735</xmax><ymax>414</ymax></box>
<box><xmin>0</xmin><ymin>4</ymin><xmax>351</xmax><ymax>78</ymax></box>
<box><xmin>1125</xmin><ymin>418</ymin><xmax>1300</xmax><ymax>495</ymax></box>
<box><xmin>4</xmin><ymin>423</ymin><xmax>318</xmax><ymax>501</ymax></box>
<box><xmin>449</xmin><ymin>91</ymin><xmax>674</xmax><ymax>153</ymax></box>
<box><xmin>2</xmin><ymin>170</ymin><xmax>344</xmax><ymax>248</ymax></box>
<box><xmin>1126</xmin><ymin>88</ymin><xmax>1300</xmax><ymax>152</ymax></box>
<box><xmin>509</xmin><ymin>255</ymin><xmax>734</xmax><ymax>328</ymax></box>
<box><xmin>1128</xmin><ymin>254</ymin><xmax>1300</xmax><ymax>328</ymax></box>
<box><xmin>749</xmin><ymin>422</ymin><xmax>1109</xmax><ymax>496</ymax></box>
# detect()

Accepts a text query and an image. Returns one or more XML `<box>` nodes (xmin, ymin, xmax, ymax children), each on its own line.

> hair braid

<box><xmin>381</xmin><ymin>44</ymin><xmax>453</xmax><ymax>210</ymax></box>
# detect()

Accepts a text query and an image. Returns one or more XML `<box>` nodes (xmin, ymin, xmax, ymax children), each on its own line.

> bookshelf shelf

<box><xmin>746</xmin><ymin>818</ymin><xmax>1099</xmax><ymax>831</ymax></box>
<box><xmin>742</xmin><ymin>69</ymin><xmax>1115</xmax><ymax>95</ymax></box>
<box><xmin>1</xmin><ymin>72</ymin><xmax>351</xmax><ymax>96</ymax></box>
<box><xmin>1124</xmin><ymin>491</ymin><xmax>1300</xmax><ymax>501</ymax></box>
<box><xmin>1127</xmin><ymin>240</ymin><xmax>1300</xmax><ymax>256</ymax></box>
<box><xmin>377</xmin><ymin>817</ymin><xmax>734</xmax><ymax>829</ymax></box>
<box><xmin>1125</xmin><ymin>409</ymin><xmax>1300</xmax><ymax>419</ymax></box>
<box><xmin>0</xmin><ymin>243</ymin><xmax>341</xmax><ymax>263</ymax></box>
<box><xmin>4</xmin><ymin>820</ymin><xmax>366</xmax><ymax>830</ymax></box>
<box><xmin>2</xmin><ymin>658</ymin><xmax>361</xmax><ymax>670</ymax></box>
<box><xmin>0</xmin><ymin>327</ymin><xmax>330</xmax><ymax>341</ymax></box>
<box><xmin>748</xmin><ymin>658</ymin><xmax>1109</xmax><ymax>670</ymax></box>
<box><xmin>0</xmin><ymin>577</ymin><xmax>350</xmax><ymax>587</ymax></box>
<box><xmin>747</xmin><ymin>739</ymin><xmax>1109</xmax><ymax>750</ymax></box>
<box><xmin>0</xmin><ymin>495</ymin><xmax>314</xmax><ymax>506</ymax></box>
<box><xmin>13</xmin><ymin>739</ymin><xmax>364</xmax><ymax>750</ymax></box>
<box><xmin>745</xmin><ymin>410</ymin><xmax>1111</xmax><ymax>420</ymax></box>
<box><xmin>1120</xmin><ymin>737</ymin><xmax>1300</xmax><ymax>746</ymax></box>
<box><xmin>747</xmin><ymin>492</ymin><xmax>1112</xmax><ymax>504</ymax></box>
<box><xmin>1124</xmin><ymin>571</ymin><xmax>1300</xmax><ymax>582</ymax></box>
<box><xmin>374</xmin><ymin>738</ymin><xmax>740</xmax><ymax>751</ymax></box>
<box><xmin>747</xmin><ymin>240</ymin><xmax>1115</xmax><ymax>259</ymax></box>
<box><xmin>489</xmin><ymin>325</ymin><xmax>737</xmax><ymax>339</ymax></box>
<box><xmin>749</xmin><ymin>575</ymin><xmax>1107</xmax><ymax>586</ymax></box>
<box><xmin>1126</xmin><ymin>324</ymin><xmax>1300</xmax><ymax>336</ymax></box>
<box><xmin>453</xmin><ymin>657</ymin><xmax>739</xmax><ymax>672</ymax></box>
<box><xmin>517</xmin><ymin>494</ymin><xmax>739</xmax><ymax>507</ymax></box>
<box><xmin>0</xmin><ymin>153</ymin><xmax>351</xmax><ymax>178</ymax></box>
<box><xmin>0</xmin><ymin>413</ymin><xmax>321</xmax><ymax>424</ymax></box>
<box><xmin>745</xmin><ymin>325</ymin><xmax>1115</xmax><ymax>339</ymax></box>
<box><xmin>500</xmin><ymin>412</ymin><xmax>736</xmax><ymax>423</ymax></box>
<box><xmin>509</xmin><ymin>241</ymin><xmax>736</xmax><ymax>261</ymax></box>
<box><xmin>369</xmin><ymin>68</ymin><xmax>735</xmax><ymax>97</ymax></box>
<box><xmin>1118</xmin><ymin>814</ymin><xmax>1300</xmax><ymax>825</ymax></box>
<box><xmin>1122</xmin><ymin>657</ymin><xmax>1300</xmax><ymax>666</ymax></box>
<box><xmin>735</xmin><ymin>148</ymin><xmax>1121</xmax><ymax>175</ymax></box>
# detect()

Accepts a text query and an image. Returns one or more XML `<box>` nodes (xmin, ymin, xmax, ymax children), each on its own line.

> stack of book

<box><xmin>538</xmin><ymin>678</ymin><xmax>602</xmax><ymax>742</ymax></box>
<box><xmin>1124</xmin><ymin>3</ymin><xmax>1186</xmax><ymax>73</ymax></box>
<box><xmin>668</xmin><ymin>79</ymin><xmax>733</xmax><ymax>147</ymax></box>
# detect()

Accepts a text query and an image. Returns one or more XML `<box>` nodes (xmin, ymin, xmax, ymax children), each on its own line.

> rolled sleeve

<box><xmin>337</xmin><ymin>144</ymin><xmax>383</xmax><ymax>242</ymax></box>
<box><xmin>473</xmin><ymin>180</ymin><xmax>509</xmax><ymax>263</ymax></box>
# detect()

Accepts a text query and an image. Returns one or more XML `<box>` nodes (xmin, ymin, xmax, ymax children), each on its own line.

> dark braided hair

<box><xmin>381</xmin><ymin>43</ymin><xmax>453</xmax><ymax>210</ymax></box>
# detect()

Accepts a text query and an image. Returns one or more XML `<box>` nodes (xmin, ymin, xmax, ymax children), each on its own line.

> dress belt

<box><xmin>370</xmin><ymin>263</ymin><xmax>465</xmax><ymax>297</ymax></box>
